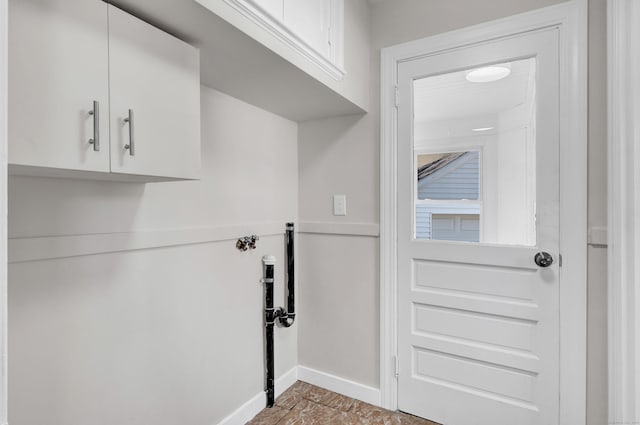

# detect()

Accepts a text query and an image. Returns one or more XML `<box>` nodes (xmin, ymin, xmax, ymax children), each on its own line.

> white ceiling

<box><xmin>413</xmin><ymin>58</ymin><xmax>535</xmax><ymax>123</ymax></box>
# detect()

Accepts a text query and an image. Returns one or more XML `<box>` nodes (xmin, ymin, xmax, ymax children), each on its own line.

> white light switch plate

<box><xmin>333</xmin><ymin>194</ymin><xmax>347</xmax><ymax>216</ymax></box>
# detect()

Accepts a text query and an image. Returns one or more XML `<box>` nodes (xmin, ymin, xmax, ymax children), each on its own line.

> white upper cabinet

<box><xmin>225</xmin><ymin>0</ymin><xmax>344</xmax><ymax>79</ymax></box>
<box><xmin>283</xmin><ymin>0</ymin><xmax>331</xmax><ymax>60</ymax></box>
<box><xmin>9</xmin><ymin>0</ymin><xmax>110</xmax><ymax>173</ymax></box>
<box><xmin>108</xmin><ymin>6</ymin><xmax>200</xmax><ymax>180</ymax></box>
<box><xmin>8</xmin><ymin>0</ymin><xmax>201</xmax><ymax>182</ymax></box>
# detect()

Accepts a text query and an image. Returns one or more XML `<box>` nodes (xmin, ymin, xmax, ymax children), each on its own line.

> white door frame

<box><xmin>379</xmin><ymin>2</ymin><xmax>588</xmax><ymax>423</ymax></box>
<box><xmin>0</xmin><ymin>0</ymin><xmax>8</xmax><ymax>422</ymax></box>
<box><xmin>607</xmin><ymin>0</ymin><xmax>640</xmax><ymax>423</ymax></box>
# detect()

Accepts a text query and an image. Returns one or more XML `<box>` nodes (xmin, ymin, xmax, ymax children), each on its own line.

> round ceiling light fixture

<box><xmin>465</xmin><ymin>65</ymin><xmax>511</xmax><ymax>83</ymax></box>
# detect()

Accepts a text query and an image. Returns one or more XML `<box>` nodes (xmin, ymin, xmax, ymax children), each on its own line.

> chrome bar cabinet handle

<box><xmin>124</xmin><ymin>109</ymin><xmax>135</xmax><ymax>156</ymax></box>
<box><xmin>88</xmin><ymin>100</ymin><xmax>99</xmax><ymax>152</ymax></box>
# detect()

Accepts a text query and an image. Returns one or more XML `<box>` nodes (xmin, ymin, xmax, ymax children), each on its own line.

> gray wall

<box><xmin>298</xmin><ymin>0</ymin><xmax>607</xmax><ymax>423</ymax></box>
<box><xmin>298</xmin><ymin>233</ymin><xmax>380</xmax><ymax>387</ymax></box>
<box><xmin>8</xmin><ymin>87</ymin><xmax>298</xmax><ymax>425</ymax></box>
<box><xmin>586</xmin><ymin>0</ymin><xmax>607</xmax><ymax>422</ymax></box>
<box><xmin>297</xmin><ymin>113</ymin><xmax>380</xmax><ymax>385</ymax></box>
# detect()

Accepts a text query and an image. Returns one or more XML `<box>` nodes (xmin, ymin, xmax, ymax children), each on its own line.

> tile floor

<box><xmin>247</xmin><ymin>381</ymin><xmax>440</xmax><ymax>425</ymax></box>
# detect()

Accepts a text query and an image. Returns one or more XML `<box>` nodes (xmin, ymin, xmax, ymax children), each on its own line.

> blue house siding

<box><xmin>417</xmin><ymin>151</ymin><xmax>479</xmax><ymax>200</ymax></box>
<box><xmin>416</xmin><ymin>204</ymin><xmax>432</xmax><ymax>239</ymax></box>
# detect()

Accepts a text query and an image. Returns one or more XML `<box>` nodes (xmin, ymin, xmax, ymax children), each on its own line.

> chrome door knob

<box><xmin>534</xmin><ymin>252</ymin><xmax>554</xmax><ymax>267</ymax></box>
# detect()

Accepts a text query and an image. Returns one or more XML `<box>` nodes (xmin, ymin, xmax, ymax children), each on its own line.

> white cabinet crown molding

<box><xmin>221</xmin><ymin>0</ymin><xmax>346</xmax><ymax>81</ymax></box>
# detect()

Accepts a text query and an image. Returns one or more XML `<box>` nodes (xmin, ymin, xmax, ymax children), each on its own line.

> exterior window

<box><xmin>415</xmin><ymin>150</ymin><xmax>481</xmax><ymax>242</ymax></box>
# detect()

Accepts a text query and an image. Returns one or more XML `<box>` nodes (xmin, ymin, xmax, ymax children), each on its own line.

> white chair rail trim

<box><xmin>9</xmin><ymin>222</ymin><xmax>287</xmax><ymax>263</ymax></box>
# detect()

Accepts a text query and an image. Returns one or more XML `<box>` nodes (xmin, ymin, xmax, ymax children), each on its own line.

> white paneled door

<box><xmin>397</xmin><ymin>29</ymin><xmax>560</xmax><ymax>425</ymax></box>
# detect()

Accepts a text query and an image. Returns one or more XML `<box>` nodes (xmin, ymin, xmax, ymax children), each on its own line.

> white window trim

<box><xmin>380</xmin><ymin>2</ymin><xmax>587</xmax><ymax>423</ymax></box>
<box><xmin>607</xmin><ymin>0</ymin><xmax>640</xmax><ymax>422</ymax></box>
<box><xmin>415</xmin><ymin>201</ymin><xmax>481</xmax><ymax>212</ymax></box>
<box><xmin>222</xmin><ymin>0</ymin><xmax>346</xmax><ymax>80</ymax></box>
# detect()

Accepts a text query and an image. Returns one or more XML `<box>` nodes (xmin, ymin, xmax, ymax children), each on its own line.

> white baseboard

<box><xmin>275</xmin><ymin>366</ymin><xmax>299</xmax><ymax>399</ymax></box>
<box><xmin>216</xmin><ymin>366</ymin><xmax>382</xmax><ymax>425</ymax></box>
<box><xmin>216</xmin><ymin>388</ymin><xmax>265</xmax><ymax>425</ymax></box>
<box><xmin>216</xmin><ymin>367</ymin><xmax>298</xmax><ymax>425</ymax></box>
<box><xmin>297</xmin><ymin>366</ymin><xmax>381</xmax><ymax>407</ymax></box>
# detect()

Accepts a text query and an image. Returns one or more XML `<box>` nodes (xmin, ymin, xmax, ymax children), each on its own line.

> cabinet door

<box><xmin>283</xmin><ymin>0</ymin><xmax>330</xmax><ymax>59</ymax></box>
<box><xmin>9</xmin><ymin>0</ymin><xmax>110</xmax><ymax>172</ymax></box>
<box><xmin>108</xmin><ymin>5</ymin><xmax>200</xmax><ymax>180</ymax></box>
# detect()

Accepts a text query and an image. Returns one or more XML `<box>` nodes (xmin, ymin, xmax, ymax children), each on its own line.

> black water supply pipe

<box><xmin>262</xmin><ymin>254</ymin><xmax>277</xmax><ymax>407</ymax></box>
<box><xmin>261</xmin><ymin>222</ymin><xmax>296</xmax><ymax>407</ymax></box>
<box><xmin>280</xmin><ymin>222</ymin><xmax>296</xmax><ymax>327</ymax></box>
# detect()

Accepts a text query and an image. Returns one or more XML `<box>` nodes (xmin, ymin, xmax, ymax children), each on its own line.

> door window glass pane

<box><xmin>413</xmin><ymin>57</ymin><xmax>537</xmax><ymax>246</ymax></box>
